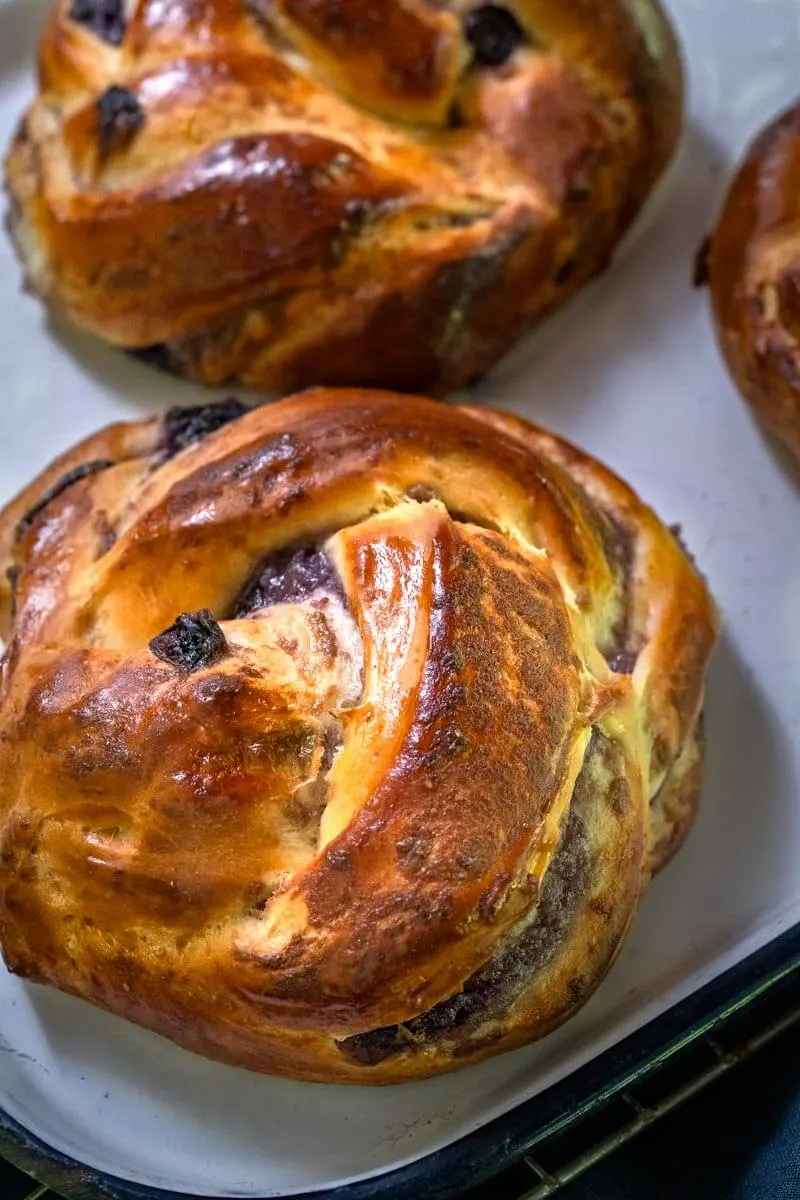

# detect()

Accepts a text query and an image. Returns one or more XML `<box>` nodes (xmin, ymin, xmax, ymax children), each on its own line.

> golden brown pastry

<box><xmin>0</xmin><ymin>390</ymin><xmax>717</xmax><ymax>1083</ymax></box>
<box><xmin>707</xmin><ymin>102</ymin><xmax>800</xmax><ymax>460</ymax></box>
<box><xmin>5</xmin><ymin>0</ymin><xmax>682</xmax><ymax>394</ymax></box>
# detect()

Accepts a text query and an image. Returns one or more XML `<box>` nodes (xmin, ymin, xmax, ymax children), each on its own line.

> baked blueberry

<box><xmin>464</xmin><ymin>5</ymin><xmax>526</xmax><ymax>67</ymax></box>
<box><xmin>149</xmin><ymin>610</ymin><xmax>228</xmax><ymax>672</ymax></box>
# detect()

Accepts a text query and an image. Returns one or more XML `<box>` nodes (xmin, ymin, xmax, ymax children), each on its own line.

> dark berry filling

<box><xmin>464</xmin><ymin>5</ymin><xmax>526</xmax><ymax>67</ymax></box>
<box><xmin>69</xmin><ymin>0</ymin><xmax>126</xmax><ymax>45</ymax></box>
<box><xmin>234</xmin><ymin>546</ymin><xmax>342</xmax><ymax>617</ymax></box>
<box><xmin>128</xmin><ymin>344</ymin><xmax>179</xmax><ymax>375</ymax></box>
<box><xmin>15</xmin><ymin>460</ymin><xmax>114</xmax><ymax>541</ymax></box>
<box><xmin>163</xmin><ymin>398</ymin><xmax>249</xmax><ymax>459</ymax></box>
<box><xmin>337</xmin><ymin>750</ymin><xmax>590</xmax><ymax>1066</ymax></box>
<box><xmin>693</xmin><ymin>236</ymin><xmax>711</xmax><ymax>289</ymax></box>
<box><xmin>149</xmin><ymin>610</ymin><xmax>228</xmax><ymax>673</ymax></box>
<box><xmin>97</xmin><ymin>86</ymin><xmax>145</xmax><ymax>160</ymax></box>
<box><xmin>608</xmin><ymin>649</ymin><xmax>638</xmax><ymax>676</ymax></box>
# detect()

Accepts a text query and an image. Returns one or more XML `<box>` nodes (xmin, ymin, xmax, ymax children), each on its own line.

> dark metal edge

<box><xmin>2</xmin><ymin>922</ymin><xmax>800</xmax><ymax>1200</ymax></box>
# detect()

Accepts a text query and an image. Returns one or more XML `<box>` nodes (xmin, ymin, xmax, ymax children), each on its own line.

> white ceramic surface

<box><xmin>0</xmin><ymin>1</ymin><xmax>798</xmax><ymax>1195</ymax></box>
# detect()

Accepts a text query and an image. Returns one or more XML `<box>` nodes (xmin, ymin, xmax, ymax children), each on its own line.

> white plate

<box><xmin>0</xmin><ymin>2</ymin><xmax>799</xmax><ymax>1196</ymax></box>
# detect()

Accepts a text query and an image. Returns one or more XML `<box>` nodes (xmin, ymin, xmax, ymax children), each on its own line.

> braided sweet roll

<box><xmin>706</xmin><ymin>102</ymin><xmax>800</xmax><ymax>461</ymax></box>
<box><xmin>0</xmin><ymin>391</ymin><xmax>716</xmax><ymax>1083</ymax></box>
<box><xmin>5</xmin><ymin>0</ymin><xmax>682</xmax><ymax>393</ymax></box>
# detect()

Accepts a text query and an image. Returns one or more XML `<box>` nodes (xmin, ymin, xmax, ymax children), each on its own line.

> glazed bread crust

<box><xmin>6</xmin><ymin>0</ymin><xmax>682</xmax><ymax>393</ymax></box>
<box><xmin>0</xmin><ymin>390</ymin><xmax>717</xmax><ymax>1083</ymax></box>
<box><xmin>708</xmin><ymin>102</ymin><xmax>800</xmax><ymax>460</ymax></box>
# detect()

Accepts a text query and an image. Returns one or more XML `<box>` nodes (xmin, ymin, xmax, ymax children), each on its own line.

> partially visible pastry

<box><xmin>0</xmin><ymin>390</ymin><xmax>717</xmax><ymax>1083</ymax></box>
<box><xmin>707</xmin><ymin>102</ymin><xmax>800</xmax><ymax>460</ymax></box>
<box><xmin>5</xmin><ymin>0</ymin><xmax>682</xmax><ymax>394</ymax></box>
